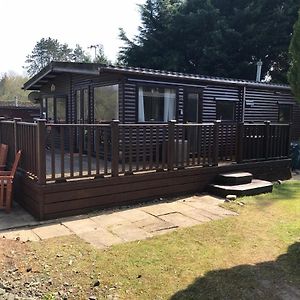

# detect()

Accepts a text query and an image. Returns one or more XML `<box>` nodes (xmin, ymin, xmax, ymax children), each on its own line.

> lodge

<box><xmin>23</xmin><ymin>61</ymin><xmax>300</xmax><ymax>140</ymax></box>
<box><xmin>0</xmin><ymin>62</ymin><xmax>295</xmax><ymax>220</ymax></box>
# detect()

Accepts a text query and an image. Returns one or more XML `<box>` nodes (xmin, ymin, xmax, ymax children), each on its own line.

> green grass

<box><xmin>24</xmin><ymin>180</ymin><xmax>300</xmax><ymax>299</ymax></box>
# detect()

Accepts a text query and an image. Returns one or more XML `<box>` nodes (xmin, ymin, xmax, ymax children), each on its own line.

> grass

<box><xmin>2</xmin><ymin>180</ymin><xmax>300</xmax><ymax>299</ymax></box>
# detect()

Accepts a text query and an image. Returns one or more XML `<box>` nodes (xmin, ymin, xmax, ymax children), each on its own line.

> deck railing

<box><xmin>0</xmin><ymin>118</ymin><xmax>291</xmax><ymax>184</ymax></box>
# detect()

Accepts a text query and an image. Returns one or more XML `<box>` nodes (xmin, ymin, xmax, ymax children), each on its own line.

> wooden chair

<box><xmin>0</xmin><ymin>144</ymin><xmax>8</xmax><ymax>171</ymax></box>
<box><xmin>0</xmin><ymin>150</ymin><xmax>21</xmax><ymax>213</ymax></box>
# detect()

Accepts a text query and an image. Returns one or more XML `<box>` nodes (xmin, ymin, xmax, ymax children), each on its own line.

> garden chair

<box><xmin>0</xmin><ymin>150</ymin><xmax>21</xmax><ymax>213</ymax></box>
<box><xmin>0</xmin><ymin>144</ymin><xmax>8</xmax><ymax>171</ymax></box>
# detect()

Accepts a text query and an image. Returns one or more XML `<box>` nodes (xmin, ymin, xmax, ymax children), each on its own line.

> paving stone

<box><xmin>90</xmin><ymin>213</ymin><xmax>129</xmax><ymax>228</ymax></box>
<box><xmin>1</xmin><ymin>229</ymin><xmax>40</xmax><ymax>242</ymax></box>
<box><xmin>178</xmin><ymin>208</ymin><xmax>212</xmax><ymax>222</ymax></box>
<box><xmin>182</xmin><ymin>195</ymin><xmax>222</xmax><ymax>205</ymax></box>
<box><xmin>141</xmin><ymin>203</ymin><xmax>178</xmax><ymax>216</ymax></box>
<box><xmin>78</xmin><ymin>228</ymin><xmax>123</xmax><ymax>248</ymax></box>
<box><xmin>158</xmin><ymin>212</ymin><xmax>200</xmax><ymax>228</ymax></box>
<box><xmin>116</xmin><ymin>208</ymin><xmax>151</xmax><ymax>222</ymax></box>
<box><xmin>134</xmin><ymin>216</ymin><xmax>177</xmax><ymax>233</ymax></box>
<box><xmin>183</xmin><ymin>200</ymin><xmax>237</xmax><ymax>217</ymax></box>
<box><xmin>62</xmin><ymin>218</ymin><xmax>99</xmax><ymax>234</ymax></box>
<box><xmin>32</xmin><ymin>224</ymin><xmax>73</xmax><ymax>240</ymax></box>
<box><xmin>109</xmin><ymin>223</ymin><xmax>152</xmax><ymax>242</ymax></box>
<box><xmin>184</xmin><ymin>207</ymin><xmax>224</xmax><ymax>220</ymax></box>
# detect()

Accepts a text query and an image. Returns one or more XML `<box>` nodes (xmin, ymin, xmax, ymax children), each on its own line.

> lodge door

<box><xmin>75</xmin><ymin>88</ymin><xmax>90</xmax><ymax>152</ymax></box>
<box><xmin>183</xmin><ymin>90</ymin><xmax>203</xmax><ymax>154</ymax></box>
<box><xmin>184</xmin><ymin>90</ymin><xmax>202</xmax><ymax>123</ymax></box>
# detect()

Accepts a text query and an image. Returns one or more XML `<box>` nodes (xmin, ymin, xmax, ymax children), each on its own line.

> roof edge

<box><xmin>99</xmin><ymin>66</ymin><xmax>291</xmax><ymax>91</ymax></box>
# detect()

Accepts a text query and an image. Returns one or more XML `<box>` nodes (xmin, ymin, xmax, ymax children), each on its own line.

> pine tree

<box><xmin>288</xmin><ymin>9</ymin><xmax>300</xmax><ymax>101</ymax></box>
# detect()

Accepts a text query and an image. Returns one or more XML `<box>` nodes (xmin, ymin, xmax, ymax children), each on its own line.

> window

<box><xmin>278</xmin><ymin>104</ymin><xmax>292</xmax><ymax>123</ymax></box>
<box><xmin>94</xmin><ymin>84</ymin><xmax>119</xmax><ymax>122</ymax></box>
<box><xmin>216</xmin><ymin>101</ymin><xmax>235</xmax><ymax>121</ymax></box>
<box><xmin>56</xmin><ymin>98</ymin><xmax>67</xmax><ymax>123</ymax></box>
<box><xmin>42</xmin><ymin>96</ymin><xmax>67</xmax><ymax>123</ymax></box>
<box><xmin>46</xmin><ymin>97</ymin><xmax>54</xmax><ymax>121</ymax></box>
<box><xmin>138</xmin><ymin>87</ymin><xmax>176</xmax><ymax>122</ymax></box>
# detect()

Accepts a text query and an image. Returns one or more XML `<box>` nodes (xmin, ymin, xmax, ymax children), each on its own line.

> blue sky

<box><xmin>1</xmin><ymin>0</ymin><xmax>145</xmax><ymax>75</ymax></box>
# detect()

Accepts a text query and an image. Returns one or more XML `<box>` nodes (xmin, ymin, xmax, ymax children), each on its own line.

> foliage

<box><xmin>93</xmin><ymin>45</ymin><xmax>111</xmax><ymax>64</ymax></box>
<box><xmin>0</xmin><ymin>72</ymin><xmax>30</xmax><ymax>103</ymax></box>
<box><xmin>288</xmin><ymin>9</ymin><xmax>300</xmax><ymax>101</ymax></box>
<box><xmin>119</xmin><ymin>0</ymin><xmax>300</xmax><ymax>82</ymax></box>
<box><xmin>24</xmin><ymin>38</ymin><xmax>109</xmax><ymax>76</ymax></box>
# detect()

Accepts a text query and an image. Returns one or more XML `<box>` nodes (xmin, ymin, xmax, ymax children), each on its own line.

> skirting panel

<box><xmin>16</xmin><ymin>159</ymin><xmax>291</xmax><ymax>220</ymax></box>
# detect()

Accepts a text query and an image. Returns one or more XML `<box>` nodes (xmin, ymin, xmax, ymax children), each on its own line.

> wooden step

<box><xmin>217</xmin><ymin>172</ymin><xmax>253</xmax><ymax>185</ymax></box>
<box><xmin>208</xmin><ymin>179</ymin><xmax>273</xmax><ymax>198</ymax></box>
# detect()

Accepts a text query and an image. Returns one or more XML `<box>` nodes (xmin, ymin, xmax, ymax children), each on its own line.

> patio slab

<box><xmin>0</xmin><ymin>203</ymin><xmax>40</xmax><ymax>231</ymax></box>
<box><xmin>1</xmin><ymin>194</ymin><xmax>237</xmax><ymax>249</ymax></box>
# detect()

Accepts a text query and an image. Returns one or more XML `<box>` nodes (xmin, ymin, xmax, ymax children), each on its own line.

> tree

<box><xmin>288</xmin><ymin>9</ymin><xmax>300</xmax><ymax>101</ymax></box>
<box><xmin>24</xmin><ymin>38</ymin><xmax>73</xmax><ymax>76</ymax></box>
<box><xmin>119</xmin><ymin>0</ymin><xmax>299</xmax><ymax>83</ymax></box>
<box><xmin>24</xmin><ymin>38</ymin><xmax>108</xmax><ymax>76</ymax></box>
<box><xmin>93</xmin><ymin>45</ymin><xmax>110</xmax><ymax>64</ymax></box>
<box><xmin>0</xmin><ymin>73</ymin><xmax>30</xmax><ymax>103</ymax></box>
<box><xmin>72</xmin><ymin>44</ymin><xmax>91</xmax><ymax>62</ymax></box>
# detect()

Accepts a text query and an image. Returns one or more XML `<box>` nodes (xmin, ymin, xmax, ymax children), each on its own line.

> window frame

<box><xmin>92</xmin><ymin>83</ymin><xmax>120</xmax><ymax>123</ymax></box>
<box><xmin>183</xmin><ymin>88</ymin><xmax>203</xmax><ymax>123</ymax></box>
<box><xmin>136</xmin><ymin>84</ymin><xmax>178</xmax><ymax>123</ymax></box>
<box><xmin>42</xmin><ymin>94</ymin><xmax>68</xmax><ymax>123</ymax></box>
<box><xmin>216</xmin><ymin>100</ymin><xmax>236</xmax><ymax>122</ymax></box>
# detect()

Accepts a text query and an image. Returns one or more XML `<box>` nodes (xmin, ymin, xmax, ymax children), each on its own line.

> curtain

<box><xmin>164</xmin><ymin>89</ymin><xmax>176</xmax><ymax>122</ymax></box>
<box><xmin>138</xmin><ymin>87</ymin><xmax>145</xmax><ymax>122</ymax></box>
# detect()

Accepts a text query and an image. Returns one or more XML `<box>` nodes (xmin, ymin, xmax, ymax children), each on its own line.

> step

<box><xmin>216</xmin><ymin>172</ymin><xmax>253</xmax><ymax>185</ymax></box>
<box><xmin>208</xmin><ymin>179</ymin><xmax>273</xmax><ymax>198</ymax></box>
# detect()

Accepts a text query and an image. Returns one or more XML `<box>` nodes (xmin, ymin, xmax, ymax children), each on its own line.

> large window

<box><xmin>94</xmin><ymin>84</ymin><xmax>119</xmax><ymax>122</ymax></box>
<box><xmin>216</xmin><ymin>101</ymin><xmax>235</xmax><ymax>121</ymax></box>
<box><xmin>42</xmin><ymin>96</ymin><xmax>67</xmax><ymax>123</ymax></box>
<box><xmin>138</xmin><ymin>87</ymin><xmax>176</xmax><ymax>122</ymax></box>
<box><xmin>278</xmin><ymin>104</ymin><xmax>292</xmax><ymax>123</ymax></box>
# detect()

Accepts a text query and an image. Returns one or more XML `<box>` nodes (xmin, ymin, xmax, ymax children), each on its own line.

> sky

<box><xmin>0</xmin><ymin>0</ymin><xmax>145</xmax><ymax>76</ymax></box>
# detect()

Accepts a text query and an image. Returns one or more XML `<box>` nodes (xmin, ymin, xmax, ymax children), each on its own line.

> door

<box><xmin>184</xmin><ymin>90</ymin><xmax>203</xmax><ymax>155</ymax></box>
<box><xmin>75</xmin><ymin>88</ymin><xmax>89</xmax><ymax>152</ymax></box>
<box><xmin>75</xmin><ymin>89</ymin><xmax>89</xmax><ymax>124</ymax></box>
<box><xmin>184</xmin><ymin>90</ymin><xmax>202</xmax><ymax>123</ymax></box>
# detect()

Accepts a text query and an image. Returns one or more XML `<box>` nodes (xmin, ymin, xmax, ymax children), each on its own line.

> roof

<box><xmin>23</xmin><ymin>61</ymin><xmax>291</xmax><ymax>91</ymax></box>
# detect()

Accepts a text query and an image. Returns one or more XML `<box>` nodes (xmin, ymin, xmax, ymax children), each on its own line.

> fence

<box><xmin>0</xmin><ymin>118</ymin><xmax>291</xmax><ymax>185</ymax></box>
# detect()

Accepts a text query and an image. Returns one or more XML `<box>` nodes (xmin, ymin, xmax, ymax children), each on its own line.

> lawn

<box><xmin>1</xmin><ymin>180</ymin><xmax>300</xmax><ymax>299</ymax></box>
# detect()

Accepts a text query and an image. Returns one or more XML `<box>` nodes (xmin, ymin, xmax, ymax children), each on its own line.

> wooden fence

<box><xmin>0</xmin><ymin>118</ymin><xmax>291</xmax><ymax>185</ymax></box>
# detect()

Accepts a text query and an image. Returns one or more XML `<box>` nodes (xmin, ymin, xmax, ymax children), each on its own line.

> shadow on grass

<box><xmin>242</xmin><ymin>181</ymin><xmax>300</xmax><ymax>209</ymax></box>
<box><xmin>170</xmin><ymin>242</ymin><xmax>300</xmax><ymax>300</ymax></box>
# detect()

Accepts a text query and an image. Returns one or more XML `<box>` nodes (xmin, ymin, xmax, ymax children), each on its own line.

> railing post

<box><xmin>213</xmin><ymin>120</ymin><xmax>221</xmax><ymax>166</ymax></box>
<box><xmin>111</xmin><ymin>120</ymin><xmax>120</xmax><ymax>177</ymax></box>
<box><xmin>13</xmin><ymin>118</ymin><xmax>22</xmax><ymax>155</ymax></box>
<box><xmin>167</xmin><ymin>120</ymin><xmax>176</xmax><ymax>171</ymax></box>
<box><xmin>264</xmin><ymin>120</ymin><xmax>271</xmax><ymax>160</ymax></box>
<box><xmin>36</xmin><ymin>119</ymin><xmax>47</xmax><ymax>185</ymax></box>
<box><xmin>236</xmin><ymin>122</ymin><xmax>244</xmax><ymax>163</ymax></box>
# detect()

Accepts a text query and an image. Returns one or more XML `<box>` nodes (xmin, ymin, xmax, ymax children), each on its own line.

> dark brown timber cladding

<box><xmin>15</xmin><ymin>159</ymin><xmax>291</xmax><ymax>220</ymax></box>
<box><xmin>202</xmin><ymin>85</ymin><xmax>242</xmax><ymax>122</ymax></box>
<box><xmin>244</xmin><ymin>88</ymin><xmax>293</xmax><ymax>122</ymax></box>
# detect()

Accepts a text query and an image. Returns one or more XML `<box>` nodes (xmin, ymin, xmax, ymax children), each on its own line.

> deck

<box><xmin>0</xmin><ymin>119</ymin><xmax>292</xmax><ymax>220</ymax></box>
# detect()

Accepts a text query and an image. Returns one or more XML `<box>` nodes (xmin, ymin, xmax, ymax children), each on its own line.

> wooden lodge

<box><xmin>23</xmin><ymin>61</ymin><xmax>300</xmax><ymax>139</ymax></box>
<box><xmin>0</xmin><ymin>62</ymin><xmax>296</xmax><ymax>220</ymax></box>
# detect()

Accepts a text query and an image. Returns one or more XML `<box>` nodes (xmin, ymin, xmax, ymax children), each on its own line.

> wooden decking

<box><xmin>0</xmin><ymin>119</ymin><xmax>292</xmax><ymax>220</ymax></box>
